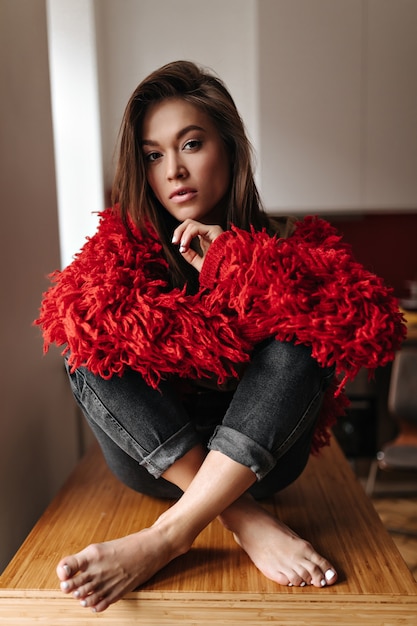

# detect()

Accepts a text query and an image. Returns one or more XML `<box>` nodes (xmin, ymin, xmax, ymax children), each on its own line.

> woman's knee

<box><xmin>253</xmin><ymin>338</ymin><xmax>332</xmax><ymax>384</ymax></box>
<box><xmin>214</xmin><ymin>339</ymin><xmax>333</xmax><ymax>485</ymax></box>
<box><xmin>64</xmin><ymin>359</ymin><xmax>201</xmax><ymax>479</ymax></box>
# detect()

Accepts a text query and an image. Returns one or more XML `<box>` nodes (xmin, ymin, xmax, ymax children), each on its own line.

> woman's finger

<box><xmin>172</xmin><ymin>220</ymin><xmax>223</xmax><ymax>253</ymax></box>
<box><xmin>180</xmin><ymin>247</ymin><xmax>204</xmax><ymax>272</ymax></box>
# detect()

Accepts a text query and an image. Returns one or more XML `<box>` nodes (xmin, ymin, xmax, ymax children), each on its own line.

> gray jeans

<box><xmin>65</xmin><ymin>338</ymin><xmax>334</xmax><ymax>499</ymax></box>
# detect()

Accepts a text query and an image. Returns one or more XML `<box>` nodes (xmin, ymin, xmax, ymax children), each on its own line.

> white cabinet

<box><xmin>258</xmin><ymin>0</ymin><xmax>417</xmax><ymax>213</ymax></box>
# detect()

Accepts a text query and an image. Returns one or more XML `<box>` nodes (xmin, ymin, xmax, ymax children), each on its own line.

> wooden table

<box><xmin>1</xmin><ymin>439</ymin><xmax>416</xmax><ymax>625</ymax></box>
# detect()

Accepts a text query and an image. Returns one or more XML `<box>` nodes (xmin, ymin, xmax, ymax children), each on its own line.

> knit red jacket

<box><xmin>36</xmin><ymin>208</ymin><xmax>406</xmax><ymax>452</ymax></box>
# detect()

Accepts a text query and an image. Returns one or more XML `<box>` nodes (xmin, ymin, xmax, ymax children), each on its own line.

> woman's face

<box><xmin>141</xmin><ymin>98</ymin><xmax>231</xmax><ymax>225</ymax></box>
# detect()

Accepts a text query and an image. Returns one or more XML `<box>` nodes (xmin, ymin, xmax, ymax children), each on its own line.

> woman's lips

<box><xmin>169</xmin><ymin>188</ymin><xmax>197</xmax><ymax>204</ymax></box>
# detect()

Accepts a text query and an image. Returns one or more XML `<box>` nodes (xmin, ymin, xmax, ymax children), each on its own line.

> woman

<box><xmin>36</xmin><ymin>60</ymin><xmax>405</xmax><ymax>613</ymax></box>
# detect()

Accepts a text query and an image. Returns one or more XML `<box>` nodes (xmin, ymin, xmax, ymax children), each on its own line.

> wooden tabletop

<box><xmin>1</xmin><ymin>439</ymin><xmax>416</xmax><ymax>625</ymax></box>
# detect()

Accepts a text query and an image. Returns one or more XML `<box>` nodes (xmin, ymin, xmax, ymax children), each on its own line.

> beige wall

<box><xmin>0</xmin><ymin>0</ymin><xmax>79</xmax><ymax>572</ymax></box>
<box><xmin>258</xmin><ymin>0</ymin><xmax>417</xmax><ymax>213</ymax></box>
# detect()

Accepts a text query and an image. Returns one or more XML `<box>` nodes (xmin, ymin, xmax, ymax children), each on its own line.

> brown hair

<box><xmin>112</xmin><ymin>60</ymin><xmax>273</xmax><ymax>289</ymax></box>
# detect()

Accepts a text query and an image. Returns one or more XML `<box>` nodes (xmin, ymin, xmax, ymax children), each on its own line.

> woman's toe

<box><xmin>72</xmin><ymin>577</ymin><xmax>99</xmax><ymax>600</ymax></box>
<box><xmin>324</xmin><ymin>568</ymin><xmax>337</xmax><ymax>585</ymax></box>
<box><xmin>91</xmin><ymin>597</ymin><xmax>110</xmax><ymax>613</ymax></box>
<box><xmin>286</xmin><ymin>572</ymin><xmax>304</xmax><ymax>587</ymax></box>
<box><xmin>57</xmin><ymin>562</ymin><xmax>72</xmax><ymax>581</ymax></box>
<box><xmin>60</xmin><ymin>579</ymin><xmax>73</xmax><ymax>593</ymax></box>
<box><xmin>57</xmin><ymin>555</ymin><xmax>83</xmax><ymax>580</ymax></box>
<box><xmin>314</xmin><ymin>567</ymin><xmax>337</xmax><ymax>588</ymax></box>
<box><xmin>80</xmin><ymin>588</ymin><xmax>107</xmax><ymax>610</ymax></box>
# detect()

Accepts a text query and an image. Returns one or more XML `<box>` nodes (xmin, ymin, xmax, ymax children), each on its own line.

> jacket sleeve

<box><xmin>35</xmin><ymin>210</ymin><xmax>251</xmax><ymax>388</ymax></box>
<box><xmin>199</xmin><ymin>217</ymin><xmax>406</xmax><ymax>388</ymax></box>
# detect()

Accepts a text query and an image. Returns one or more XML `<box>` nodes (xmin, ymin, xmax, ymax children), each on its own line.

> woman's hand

<box><xmin>172</xmin><ymin>219</ymin><xmax>223</xmax><ymax>273</ymax></box>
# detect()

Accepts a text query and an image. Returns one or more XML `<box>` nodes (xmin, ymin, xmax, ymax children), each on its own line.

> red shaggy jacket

<box><xmin>36</xmin><ymin>208</ymin><xmax>406</xmax><ymax>453</ymax></box>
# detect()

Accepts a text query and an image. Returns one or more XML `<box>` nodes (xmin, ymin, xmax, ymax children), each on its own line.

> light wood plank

<box><xmin>0</xmin><ymin>590</ymin><xmax>417</xmax><ymax>625</ymax></box>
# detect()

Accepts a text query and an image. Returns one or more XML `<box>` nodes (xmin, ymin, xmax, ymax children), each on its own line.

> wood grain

<box><xmin>1</xmin><ymin>438</ymin><xmax>416</xmax><ymax>624</ymax></box>
<box><xmin>0</xmin><ymin>591</ymin><xmax>417</xmax><ymax>625</ymax></box>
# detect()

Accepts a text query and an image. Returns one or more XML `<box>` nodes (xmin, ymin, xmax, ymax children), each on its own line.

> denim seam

<box><xmin>74</xmin><ymin>371</ymin><xmax>199</xmax><ymax>478</ymax></box>
<box><xmin>76</xmin><ymin>380</ymin><xmax>150</xmax><ymax>458</ymax></box>
<box><xmin>272</xmin><ymin>385</ymin><xmax>323</xmax><ymax>459</ymax></box>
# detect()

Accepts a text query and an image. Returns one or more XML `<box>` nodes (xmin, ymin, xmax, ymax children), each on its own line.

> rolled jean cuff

<box><xmin>140</xmin><ymin>422</ymin><xmax>201</xmax><ymax>479</ymax></box>
<box><xmin>208</xmin><ymin>425</ymin><xmax>276</xmax><ymax>481</ymax></box>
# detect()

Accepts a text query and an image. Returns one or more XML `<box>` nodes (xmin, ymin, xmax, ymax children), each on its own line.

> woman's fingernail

<box><xmin>179</xmin><ymin>246</ymin><xmax>186</xmax><ymax>253</ymax></box>
<box><xmin>172</xmin><ymin>235</ymin><xmax>178</xmax><ymax>243</ymax></box>
<box><xmin>325</xmin><ymin>569</ymin><xmax>335</xmax><ymax>581</ymax></box>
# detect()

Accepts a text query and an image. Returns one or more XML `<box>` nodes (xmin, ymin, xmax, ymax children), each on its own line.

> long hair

<box><xmin>112</xmin><ymin>60</ymin><xmax>271</xmax><ymax>290</ymax></box>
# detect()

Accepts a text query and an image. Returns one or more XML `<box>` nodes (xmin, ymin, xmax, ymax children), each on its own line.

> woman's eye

<box><xmin>183</xmin><ymin>139</ymin><xmax>202</xmax><ymax>151</ymax></box>
<box><xmin>145</xmin><ymin>152</ymin><xmax>161</xmax><ymax>163</ymax></box>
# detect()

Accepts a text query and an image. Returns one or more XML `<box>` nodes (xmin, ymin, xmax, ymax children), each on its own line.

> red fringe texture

<box><xmin>35</xmin><ymin>210</ymin><xmax>406</xmax><ymax>454</ymax></box>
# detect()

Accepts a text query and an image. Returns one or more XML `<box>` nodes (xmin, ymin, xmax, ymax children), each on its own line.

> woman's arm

<box><xmin>36</xmin><ymin>209</ymin><xmax>251</xmax><ymax>388</ymax></box>
<box><xmin>199</xmin><ymin>217</ymin><xmax>406</xmax><ymax>388</ymax></box>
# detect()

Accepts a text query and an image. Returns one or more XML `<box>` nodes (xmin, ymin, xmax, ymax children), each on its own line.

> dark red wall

<box><xmin>328</xmin><ymin>212</ymin><xmax>417</xmax><ymax>298</ymax></box>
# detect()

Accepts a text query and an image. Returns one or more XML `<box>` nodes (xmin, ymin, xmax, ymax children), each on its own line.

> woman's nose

<box><xmin>166</xmin><ymin>153</ymin><xmax>187</xmax><ymax>180</ymax></box>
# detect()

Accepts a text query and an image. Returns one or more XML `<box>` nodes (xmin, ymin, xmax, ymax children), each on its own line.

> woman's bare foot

<box><xmin>56</xmin><ymin>447</ymin><xmax>336</xmax><ymax>613</ymax></box>
<box><xmin>219</xmin><ymin>496</ymin><xmax>337</xmax><ymax>588</ymax></box>
<box><xmin>56</xmin><ymin>523</ymin><xmax>190</xmax><ymax>613</ymax></box>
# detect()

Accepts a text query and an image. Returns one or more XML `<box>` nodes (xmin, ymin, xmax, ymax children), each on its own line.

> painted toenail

<box><xmin>300</xmin><ymin>582</ymin><xmax>306</xmax><ymax>587</ymax></box>
<box><xmin>63</xmin><ymin>564</ymin><xmax>71</xmax><ymax>576</ymax></box>
<box><xmin>80</xmin><ymin>600</ymin><xmax>87</xmax><ymax>607</ymax></box>
<box><xmin>325</xmin><ymin>569</ymin><xmax>335</xmax><ymax>581</ymax></box>
<box><xmin>320</xmin><ymin>578</ymin><xmax>326</xmax><ymax>587</ymax></box>
<box><xmin>288</xmin><ymin>583</ymin><xmax>293</xmax><ymax>587</ymax></box>
<box><xmin>60</xmin><ymin>581</ymin><xmax>69</xmax><ymax>590</ymax></box>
